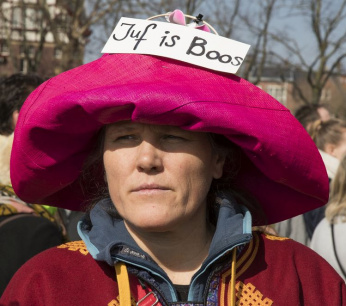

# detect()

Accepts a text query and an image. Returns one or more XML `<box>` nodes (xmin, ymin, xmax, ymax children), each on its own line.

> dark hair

<box><xmin>0</xmin><ymin>73</ymin><xmax>44</xmax><ymax>135</ymax></box>
<box><xmin>207</xmin><ymin>134</ymin><xmax>265</xmax><ymax>225</ymax></box>
<box><xmin>294</xmin><ymin>104</ymin><xmax>328</xmax><ymax>130</ymax></box>
<box><xmin>80</xmin><ymin>128</ymin><xmax>265</xmax><ymax>225</ymax></box>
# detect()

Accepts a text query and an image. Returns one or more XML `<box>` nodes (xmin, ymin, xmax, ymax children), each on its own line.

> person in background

<box><xmin>0</xmin><ymin>73</ymin><xmax>66</xmax><ymax>295</ymax></box>
<box><xmin>311</xmin><ymin>154</ymin><xmax>346</xmax><ymax>281</ymax></box>
<box><xmin>304</xmin><ymin>118</ymin><xmax>346</xmax><ymax>237</ymax></box>
<box><xmin>1</xmin><ymin>11</ymin><xmax>345</xmax><ymax>305</ymax></box>
<box><xmin>294</xmin><ymin>104</ymin><xmax>331</xmax><ymax>130</ymax></box>
<box><xmin>274</xmin><ymin>118</ymin><xmax>346</xmax><ymax>244</ymax></box>
<box><xmin>309</xmin><ymin>119</ymin><xmax>346</xmax><ymax>174</ymax></box>
<box><xmin>0</xmin><ymin>73</ymin><xmax>45</xmax><ymax>185</ymax></box>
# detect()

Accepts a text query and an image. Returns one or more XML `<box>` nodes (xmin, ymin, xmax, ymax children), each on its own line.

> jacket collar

<box><xmin>78</xmin><ymin>195</ymin><xmax>252</xmax><ymax>267</ymax></box>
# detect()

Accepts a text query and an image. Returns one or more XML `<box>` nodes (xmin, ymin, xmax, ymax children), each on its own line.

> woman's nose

<box><xmin>136</xmin><ymin>141</ymin><xmax>164</xmax><ymax>173</ymax></box>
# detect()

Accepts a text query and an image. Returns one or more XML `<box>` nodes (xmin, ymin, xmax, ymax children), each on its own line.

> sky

<box><xmin>84</xmin><ymin>0</ymin><xmax>346</xmax><ymax>72</ymax></box>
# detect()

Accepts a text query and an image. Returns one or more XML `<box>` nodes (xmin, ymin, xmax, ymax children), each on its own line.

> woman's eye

<box><xmin>162</xmin><ymin>134</ymin><xmax>185</xmax><ymax>141</ymax></box>
<box><xmin>114</xmin><ymin>135</ymin><xmax>137</xmax><ymax>141</ymax></box>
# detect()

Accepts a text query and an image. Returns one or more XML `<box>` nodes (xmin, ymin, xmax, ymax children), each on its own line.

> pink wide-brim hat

<box><xmin>10</xmin><ymin>53</ymin><xmax>329</xmax><ymax>224</ymax></box>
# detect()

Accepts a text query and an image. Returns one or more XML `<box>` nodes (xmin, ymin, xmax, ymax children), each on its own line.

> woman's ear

<box><xmin>213</xmin><ymin>154</ymin><xmax>226</xmax><ymax>179</ymax></box>
<box><xmin>324</xmin><ymin>143</ymin><xmax>336</xmax><ymax>157</ymax></box>
<box><xmin>11</xmin><ymin>110</ymin><xmax>19</xmax><ymax>129</ymax></box>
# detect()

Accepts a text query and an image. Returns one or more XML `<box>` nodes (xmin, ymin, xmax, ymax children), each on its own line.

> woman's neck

<box><xmin>125</xmin><ymin>221</ymin><xmax>215</xmax><ymax>285</ymax></box>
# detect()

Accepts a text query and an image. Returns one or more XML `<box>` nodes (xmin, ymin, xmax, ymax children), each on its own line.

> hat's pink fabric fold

<box><xmin>10</xmin><ymin>53</ymin><xmax>329</xmax><ymax>224</ymax></box>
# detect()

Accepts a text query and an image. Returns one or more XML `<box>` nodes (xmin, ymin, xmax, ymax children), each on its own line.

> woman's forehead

<box><xmin>105</xmin><ymin>121</ymin><xmax>191</xmax><ymax>134</ymax></box>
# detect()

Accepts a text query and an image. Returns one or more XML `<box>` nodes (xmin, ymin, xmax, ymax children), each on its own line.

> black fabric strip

<box><xmin>174</xmin><ymin>284</ymin><xmax>189</xmax><ymax>301</ymax></box>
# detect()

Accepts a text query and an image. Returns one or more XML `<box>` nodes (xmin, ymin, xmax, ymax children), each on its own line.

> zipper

<box><xmin>188</xmin><ymin>235</ymin><xmax>252</xmax><ymax>301</ymax></box>
<box><xmin>114</xmin><ymin>234</ymin><xmax>251</xmax><ymax>303</ymax></box>
<box><xmin>202</xmin><ymin>264</ymin><xmax>224</xmax><ymax>305</ymax></box>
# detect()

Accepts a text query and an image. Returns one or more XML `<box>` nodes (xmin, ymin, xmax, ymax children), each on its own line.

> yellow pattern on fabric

<box><xmin>0</xmin><ymin>203</ymin><xmax>17</xmax><ymax>215</ymax></box>
<box><xmin>221</xmin><ymin>237</ymin><xmax>253</xmax><ymax>283</ymax></box>
<box><xmin>220</xmin><ymin>234</ymin><xmax>262</xmax><ymax>306</ymax></box>
<box><xmin>30</xmin><ymin>204</ymin><xmax>56</xmax><ymax>222</ymax></box>
<box><xmin>264</xmin><ymin>233</ymin><xmax>290</xmax><ymax>241</ymax></box>
<box><xmin>0</xmin><ymin>184</ymin><xmax>15</xmax><ymax>196</ymax></box>
<box><xmin>236</xmin><ymin>282</ymin><xmax>273</xmax><ymax>306</ymax></box>
<box><xmin>220</xmin><ymin>236</ymin><xmax>257</xmax><ymax>305</ymax></box>
<box><xmin>57</xmin><ymin>241</ymin><xmax>89</xmax><ymax>255</ymax></box>
<box><xmin>0</xmin><ymin>185</ymin><xmax>18</xmax><ymax>216</ymax></box>
<box><xmin>236</xmin><ymin>234</ymin><xmax>259</xmax><ymax>279</ymax></box>
<box><xmin>235</xmin><ymin>238</ymin><xmax>254</xmax><ymax>270</ymax></box>
<box><xmin>108</xmin><ymin>296</ymin><xmax>137</xmax><ymax>306</ymax></box>
<box><xmin>0</xmin><ymin>183</ymin><xmax>56</xmax><ymax>222</ymax></box>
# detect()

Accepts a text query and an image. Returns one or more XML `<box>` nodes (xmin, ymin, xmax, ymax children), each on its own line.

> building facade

<box><xmin>0</xmin><ymin>0</ymin><xmax>86</xmax><ymax>79</ymax></box>
<box><xmin>251</xmin><ymin>67</ymin><xmax>346</xmax><ymax>119</ymax></box>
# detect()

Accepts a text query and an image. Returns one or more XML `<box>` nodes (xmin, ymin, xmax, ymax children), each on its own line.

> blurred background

<box><xmin>0</xmin><ymin>0</ymin><xmax>345</xmax><ymax>117</ymax></box>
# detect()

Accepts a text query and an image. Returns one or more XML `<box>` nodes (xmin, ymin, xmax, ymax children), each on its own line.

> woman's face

<box><xmin>326</xmin><ymin>129</ymin><xmax>346</xmax><ymax>161</ymax></box>
<box><xmin>103</xmin><ymin>121</ymin><xmax>225</xmax><ymax>233</ymax></box>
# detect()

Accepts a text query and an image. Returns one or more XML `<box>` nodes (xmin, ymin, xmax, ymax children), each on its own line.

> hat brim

<box><xmin>10</xmin><ymin>54</ymin><xmax>329</xmax><ymax>225</ymax></box>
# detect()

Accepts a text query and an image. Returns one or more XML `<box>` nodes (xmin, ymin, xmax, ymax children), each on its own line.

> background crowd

<box><xmin>0</xmin><ymin>73</ymin><xmax>85</xmax><ymax>295</ymax></box>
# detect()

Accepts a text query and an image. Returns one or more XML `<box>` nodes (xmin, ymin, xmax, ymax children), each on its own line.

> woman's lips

<box><xmin>132</xmin><ymin>184</ymin><xmax>170</xmax><ymax>193</ymax></box>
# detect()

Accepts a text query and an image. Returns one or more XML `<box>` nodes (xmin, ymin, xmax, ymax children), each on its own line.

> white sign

<box><xmin>102</xmin><ymin>17</ymin><xmax>251</xmax><ymax>74</ymax></box>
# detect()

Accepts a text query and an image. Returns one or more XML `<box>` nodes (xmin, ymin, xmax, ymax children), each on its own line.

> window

<box><xmin>12</xmin><ymin>7</ymin><xmax>22</xmax><ymax>28</ymax></box>
<box><xmin>19</xmin><ymin>45</ymin><xmax>25</xmax><ymax>56</ymax></box>
<box><xmin>54</xmin><ymin>47</ymin><xmax>62</xmax><ymax>59</ymax></box>
<box><xmin>11</xmin><ymin>30</ymin><xmax>21</xmax><ymax>40</ymax></box>
<box><xmin>25</xmin><ymin>8</ymin><xmax>40</xmax><ymax>29</ymax></box>
<box><xmin>19</xmin><ymin>45</ymin><xmax>35</xmax><ymax>57</ymax></box>
<box><xmin>28</xmin><ymin>45</ymin><xmax>35</xmax><ymax>57</ymax></box>
<box><xmin>19</xmin><ymin>58</ymin><xmax>28</xmax><ymax>73</ymax></box>
<box><xmin>0</xmin><ymin>57</ymin><xmax>8</xmax><ymax>65</ymax></box>
<box><xmin>266</xmin><ymin>85</ymin><xmax>287</xmax><ymax>105</ymax></box>
<box><xmin>12</xmin><ymin>7</ymin><xmax>40</xmax><ymax>29</ymax></box>
<box><xmin>321</xmin><ymin>89</ymin><xmax>331</xmax><ymax>101</ymax></box>
<box><xmin>56</xmin><ymin>13</ymin><xmax>69</xmax><ymax>32</ymax></box>
<box><xmin>25</xmin><ymin>8</ymin><xmax>35</xmax><ymax>29</ymax></box>
<box><xmin>0</xmin><ymin>41</ymin><xmax>9</xmax><ymax>55</ymax></box>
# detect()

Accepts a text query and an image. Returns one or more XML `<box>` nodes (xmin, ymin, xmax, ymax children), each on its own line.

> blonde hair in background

<box><xmin>326</xmin><ymin>154</ymin><xmax>346</xmax><ymax>223</ymax></box>
<box><xmin>308</xmin><ymin>119</ymin><xmax>346</xmax><ymax>151</ymax></box>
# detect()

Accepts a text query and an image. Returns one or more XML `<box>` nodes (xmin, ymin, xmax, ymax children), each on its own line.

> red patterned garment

<box><xmin>1</xmin><ymin>232</ymin><xmax>345</xmax><ymax>306</ymax></box>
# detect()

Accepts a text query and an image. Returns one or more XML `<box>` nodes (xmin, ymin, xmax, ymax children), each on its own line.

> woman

<box><xmin>304</xmin><ymin>119</ymin><xmax>346</xmax><ymax>239</ymax></box>
<box><xmin>0</xmin><ymin>73</ymin><xmax>66</xmax><ymax>296</ymax></box>
<box><xmin>309</xmin><ymin>119</ymin><xmax>346</xmax><ymax>180</ymax></box>
<box><xmin>1</xmin><ymin>14</ymin><xmax>345</xmax><ymax>305</ymax></box>
<box><xmin>275</xmin><ymin>118</ymin><xmax>346</xmax><ymax>244</ymax></box>
<box><xmin>311</xmin><ymin>154</ymin><xmax>346</xmax><ymax>281</ymax></box>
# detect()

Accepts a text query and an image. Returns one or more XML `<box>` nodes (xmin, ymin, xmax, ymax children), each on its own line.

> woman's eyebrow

<box><xmin>107</xmin><ymin>124</ymin><xmax>140</xmax><ymax>134</ymax></box>
<box><xmin>150</xmin><ymin>125</ymin><xmax>184</xmax><ymax>133</ymax></box>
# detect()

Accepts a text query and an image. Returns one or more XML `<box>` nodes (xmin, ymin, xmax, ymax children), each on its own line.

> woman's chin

<box><xmin>125</xmin><ymin>217</ymin><xmax>179</xmax><ymax>234</ymax></box>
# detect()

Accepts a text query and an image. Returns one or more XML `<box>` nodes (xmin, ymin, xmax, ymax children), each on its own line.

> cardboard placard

<box><xmin>102</xmin><ymin>17</ymin><xmax>250</xmax><ymax>74</ymax></box>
